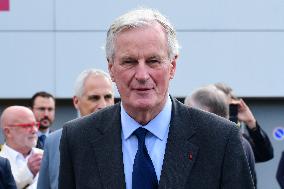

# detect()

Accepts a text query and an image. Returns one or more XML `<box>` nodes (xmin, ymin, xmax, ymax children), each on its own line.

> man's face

<box><xmin>73</xmin><ymin>74</ymin><xmax>114</xmax><ymax>117</ymax></box>
<box><xmin>32</xmin><ymin>96</ymin><xmax>55</xmax><ymax>130</ymax></box>
<box><xmin>108</xmin><ymin>23</ymin><xmax>176</xmax><ymax>114</ymax></box>
<box><xmin>6</xmin><ymin>111</ymin><xmax>38</xmax><ymax>152</ymax></box>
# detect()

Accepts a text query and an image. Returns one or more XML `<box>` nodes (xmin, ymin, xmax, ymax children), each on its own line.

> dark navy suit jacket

<box><xmin>59</xmin><ymin>97</ymin><xmax>254</xmax><ymax>189</ymax></box>
<box><xmin>0</xmin><ymin>156</ymin><xmax>16</xmax><ymax>189</ymax></box>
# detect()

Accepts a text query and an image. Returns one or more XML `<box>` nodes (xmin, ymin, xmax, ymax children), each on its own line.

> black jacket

<box><xmin>243</xmin><ymin>122</ymin><xmax>274</xmax><ymax>163</ymax></box>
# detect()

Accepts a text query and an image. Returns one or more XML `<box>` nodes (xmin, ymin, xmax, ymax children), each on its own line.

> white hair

<box><xmin>73</xmin><ymin>69</ymin><xmax>112</xmax><ymax>97</ymax></box>
<box><xmin>105</xmin><ymin>8</ymin><xmax>179</xmax><ymax>62</ymax></box>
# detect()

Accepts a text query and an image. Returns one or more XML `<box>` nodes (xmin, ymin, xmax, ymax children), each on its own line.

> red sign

<box><xmin>0</xmin><ymin>0</ymin><xmax>9</xmax><ymax>11</ymax></box>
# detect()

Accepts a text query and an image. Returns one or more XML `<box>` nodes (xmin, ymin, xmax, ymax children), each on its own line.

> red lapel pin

<box><xmin>189</xmin><ymin>152</ymin><xmax>193</xmax><ymax>160</ymax></box>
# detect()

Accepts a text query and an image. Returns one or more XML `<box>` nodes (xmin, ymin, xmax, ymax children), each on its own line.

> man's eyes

<box><xmin>104</xmin><ymin>94</ymin><xmax>113</xmax><ymax>99</ymax></box>
<box><xmin>36</xmin><ymin>107</ymin><xmax>54</xmax><ymax>112</ymax></box>
<box><xmin>121</xmin><ymin>59</ymin><xmax>161</xmax><ymax>65</ymax></box>
<box><xmin>88</xmin><ymin>96</ymin><xmax>100</xmax><ymax>101</ymax></box>
<box><xmin>122</xmin><ymin>60</ymin><xmax>137</xmax><ymax>64</ymax></box>
<box><xmin>147</xmin><ymin>59</ymin><xmax>160</xmax><ymax>64</ymax></box>
<box><xmin>88</xmin><ymin>95</ymin><xmax>113</xmax><ymax>101</ymax></box>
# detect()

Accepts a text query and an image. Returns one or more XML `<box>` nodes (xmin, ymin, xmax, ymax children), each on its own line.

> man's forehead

<box><xmin>5</xmin><ymin>108</ymin><xmax>35</xmax><ymax>124</ymax></box>
<box><xmin>34</xmin><ymin>96</ymin><xmax>55</xmax><ymax>105</ymax></box>
<box><xmin>117</xmin><ymin>21</ymin><xmax>162</xmax><ymax>35</ymax></box>
<box><xmin>84</xmin><ymin>90</ymin><xmax>113</xmax><ymax>97</ymax></box>
<box><xmin>84</xmin><ymin>75</ymin><xmax>112</xmax><ymax>89</ymax></box>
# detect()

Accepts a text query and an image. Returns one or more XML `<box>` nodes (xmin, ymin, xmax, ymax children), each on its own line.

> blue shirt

<box><xmin>121</xmin><ymin>95</ymin><xmax>172</xmax><ymax>189</ymax></box>
<box><xmin>37</xmin><ymin>128</ymin><xmax>50</xmax><ymax>138</ymax></box>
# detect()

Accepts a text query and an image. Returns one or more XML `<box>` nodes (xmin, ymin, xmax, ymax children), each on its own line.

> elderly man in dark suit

<box><xmin>59</xmin><ymin>8</ymin><xmax>254</xmax><ymax>189</ymax></box>
<box><xmin>0</xmin><ymin>157</ymin><xmax>16</xmax><ymax>189</ymax></box>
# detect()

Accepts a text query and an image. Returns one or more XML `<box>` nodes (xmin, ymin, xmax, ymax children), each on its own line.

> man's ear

<box><xmin>169</xmin><ymin>55</ymin><xmax>178</xmax><ymax>80</ymax></box>
<box><xmin>108</xmin><ymin>62</ymin><xmax>115</xmax><ymax>82</ymax></box>
<box><xmin>73</xmin><ymin>96</ymin><xmax>79</xmax><ymax>110</ymax></box>
<box><xmin>3</xmin><ymin>127</ymin><xmax>10</xmax><ymax>138</ymax></box>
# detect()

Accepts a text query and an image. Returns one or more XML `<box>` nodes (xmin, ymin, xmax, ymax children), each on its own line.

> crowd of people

<box><xmin>0</xmin><ymin>7</ymin><xmax>282</xmax><ymax>189</ymax></box>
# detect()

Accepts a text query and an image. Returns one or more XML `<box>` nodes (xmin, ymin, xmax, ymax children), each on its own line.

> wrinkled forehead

<box><xmin>112</xmin><ymin>23</ymin><xmax>168</xmax><ymax>57</ymax></box>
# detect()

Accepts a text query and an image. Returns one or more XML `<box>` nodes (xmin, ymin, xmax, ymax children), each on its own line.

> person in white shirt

<box><xmin>0</xmin><ymin>106</ymin><xmax>43</xmax><ymax>189</ymax></box>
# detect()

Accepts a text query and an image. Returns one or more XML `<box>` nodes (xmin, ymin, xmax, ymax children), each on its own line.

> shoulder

<box><xmin>62</xmin><ymin>103</ymin><xmax>120</xmax><ymax>134</ymax></box>
<box><xmin>44</xmin><ymin>129</ymin><xmax>63</xmax><ymax>149</ymax></box>
<box><xmin>172</xmin><ymin>97</ymin><xmax>238</xmax><ymax>140</ymax></box>
<box><xmin>0</xmin><ymin>157</ymin><xmax>8</xmax><ymax>175</ymax></box>
<box><xmin>0</xmin><ymin>156</ymin><xmax>10</xmax><ymax>172</ymax></box>
<box><xmin>47</xmin><ymin>129</ymin><xmax>62</xmax><ymax>140</ymax></box>
<box><xmin>173</xmin><ymin>97</ymin><xmax>235</xmax><ymax>129</ymax></box>
<box><xmin>0</xmin><ymin>156</ymin><xmax>7</xmax><ymax>165</ymax></box>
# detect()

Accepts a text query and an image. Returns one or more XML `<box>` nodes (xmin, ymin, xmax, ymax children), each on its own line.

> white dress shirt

<box><xmin>0</xmin><ymin>144</ymin><xmax>43</xmax><ymax>189</ymax></box>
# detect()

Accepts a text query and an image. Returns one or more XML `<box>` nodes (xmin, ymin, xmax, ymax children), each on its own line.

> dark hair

<box><xmin>30</xmin><ymin>91</ymin><xmax>55</xmax><ymax>108</ymax></box>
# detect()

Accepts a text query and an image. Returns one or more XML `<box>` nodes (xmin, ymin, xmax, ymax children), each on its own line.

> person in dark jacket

<box><xmin>214</xmin><ymin>82</ymin><xmax>274</xmax><ymax>162</ymax></box>
<box><xmin>184</xmin><ymin>85</ymin><xmax>257</xmax><ymax>188</ymax></box>
<box><xmin>0</xmin><ymin>156</ymin><xmax>17</xmax><ymax>189</ymax></box>
<box><xmin>276</xmin><ymin>151</ymin><xmax>284</xmax><ymax>189</ymax></box>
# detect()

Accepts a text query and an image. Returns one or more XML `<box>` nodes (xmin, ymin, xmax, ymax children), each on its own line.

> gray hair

<box><xmin>106</xmin><ymin>8</ymin><xmax>179</xmax><ymax>62</ymax></box>
<box><xmin>184</xmin><ymin>85</ymin><xmax>229</xmax><ymax>118</ymax></box>
<box><xmin>74</xmin><ymin>69</ymin><xmax>112</xmax><ymax>97</ymax></box>
<box><xmin>214</xmin><ymin>82</ymin><xmax>238</xmax><ymax>100</ymax></box>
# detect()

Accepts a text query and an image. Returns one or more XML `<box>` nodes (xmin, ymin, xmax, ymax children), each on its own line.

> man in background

<box><xmin>37</xmin><ymin>69</ymin><xmax>114</xmax><ymax>189</ymax></box>
<box><xmin>0</xmin><ymin>106</ymin><xmax>43</xmax><ymax>189</ymax></box>
<box><xmin>31</xmin><ymin>91</ymin><xmax>56</xmax><ymax>150</ymax></box>
<box><xmin>184</xmin><ymin>85</ymin><xmax>257</xmax><ymax>188</ymax></box>
<box><xmin>214</xmin><ymin>82</ymin><xmax>274</xmax><ymax>163</ymax></box>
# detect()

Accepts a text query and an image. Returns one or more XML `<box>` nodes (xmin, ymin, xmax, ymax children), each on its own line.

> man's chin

<box><xmin>133</xmin><ymin>101</ymin><xmax>154</xmax><ymax>111</ymax></box>
<box><xmin>27</xmin><ymin>140</ymin><xmax>37</xmax><ymax>148</ymax></box>
<box><xmin>39</xmin><ymin>124</ymin><xmax>50</xmax><ymax>130</ymax></box>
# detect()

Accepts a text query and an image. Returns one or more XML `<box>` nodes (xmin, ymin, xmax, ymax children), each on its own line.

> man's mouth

<box><xmin>136</xmin><ymin>88</ymin><xmax>151</xmax><ymax>91</ymax></box>
<box><xmin>40</xmin><ymin>119</ymin><xmax>50</xmax><ymax>126</ymax></box>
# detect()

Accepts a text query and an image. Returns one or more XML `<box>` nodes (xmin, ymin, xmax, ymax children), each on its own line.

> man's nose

<box><xmin>96</xmin><ymin>99</ymin><xmax>108</xmax><ymax>110</ymax></box>
<box><xmin>43</xmin><ymin>109</ymin><xmax>50</xmax><ymax>116</ymax></box>
<box><xmin>31</xmin><ymin>124</ymin><xmax>38</xmax><ymax>133</ymax></box>
<box><xmin>135</xmin><ymin>61</ymin><xmax>150</xmax><ymax>81</ymax></box>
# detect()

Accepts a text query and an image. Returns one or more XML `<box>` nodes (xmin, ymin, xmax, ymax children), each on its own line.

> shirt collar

<box><xmin>37</xmin><ymin>129</ymin><xmax>49</xmax><ymax>137</ymax></box>
<box><xmin>121</xmin><ymin>95</ymin><xmax>172</xmax><ymax>141</ymax></box>
<box><xmin>3</xmin><ymin>143</ymin><xmax>35</xmax><ymax>160</ymax></box>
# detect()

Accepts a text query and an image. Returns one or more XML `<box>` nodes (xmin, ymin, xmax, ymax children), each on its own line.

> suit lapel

<box><xmin>86</xmin><ymin>104</ymin><xmax>126</xmax><ymax>189</ymax></box>
<box><xmin>159</xmin><ymin>98</ymin><xmax>199</xmax><ymax>189</ymax></box>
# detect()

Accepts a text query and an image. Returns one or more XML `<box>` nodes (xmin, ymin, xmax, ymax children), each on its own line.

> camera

<box><xmin>229</xmin><ymin>103</ymin><xmax>238</xmax><ymax>124</ymax></box>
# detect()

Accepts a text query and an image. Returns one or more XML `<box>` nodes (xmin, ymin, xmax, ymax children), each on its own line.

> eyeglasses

<box><xmin>33</xmin><ymin>107</ymin><xmax>54</xmax><ymax>112</ymax></box>
<box><xmin>8</xmin><ymin>122</ymin><xmax>40</xmax><ymax>129</ymax></box>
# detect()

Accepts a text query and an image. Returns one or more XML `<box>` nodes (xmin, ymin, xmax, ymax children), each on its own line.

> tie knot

<box><xmin>134</xmin><ymin>127</ymin><xmax>148</xmax><ymax>141</ymax></box>
<box><xmin>39</xmin><ymin>135</ymin><xmax>46</xmax><ymax>142</ymax></box>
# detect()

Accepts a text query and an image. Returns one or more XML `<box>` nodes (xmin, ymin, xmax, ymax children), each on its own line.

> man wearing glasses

<box><xmin>0</xmin><ymin>106</ymin><xmax>43</xmax><ymax>189</ymax></box>
<box><xmin>30</xmin><ymin>91</ymin><xmax>55</xmax><ymax>149</ymax></box>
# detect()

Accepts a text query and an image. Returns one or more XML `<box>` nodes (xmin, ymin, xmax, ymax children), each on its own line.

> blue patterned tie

<box><xmin>132</xmin><ymin>127</ymin><xmax>158</xmax><ymax>189</ymax></box>
<box><xmin>38</xmin><ymin>135</ymin><xmax>46</xmax><ymax>149</ymax></box>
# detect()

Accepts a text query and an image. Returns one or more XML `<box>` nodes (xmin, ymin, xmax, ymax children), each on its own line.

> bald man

<box><xmin>0</xmin><ymin>106</ymin><xmax>43</xmax><ymax>189</ymax></box>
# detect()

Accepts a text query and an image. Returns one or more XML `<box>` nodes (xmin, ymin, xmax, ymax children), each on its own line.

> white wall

<box><xmin>1</xmin><ymin>0</ymin><xmax>284</xmax><ymax>98</ymax></box>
